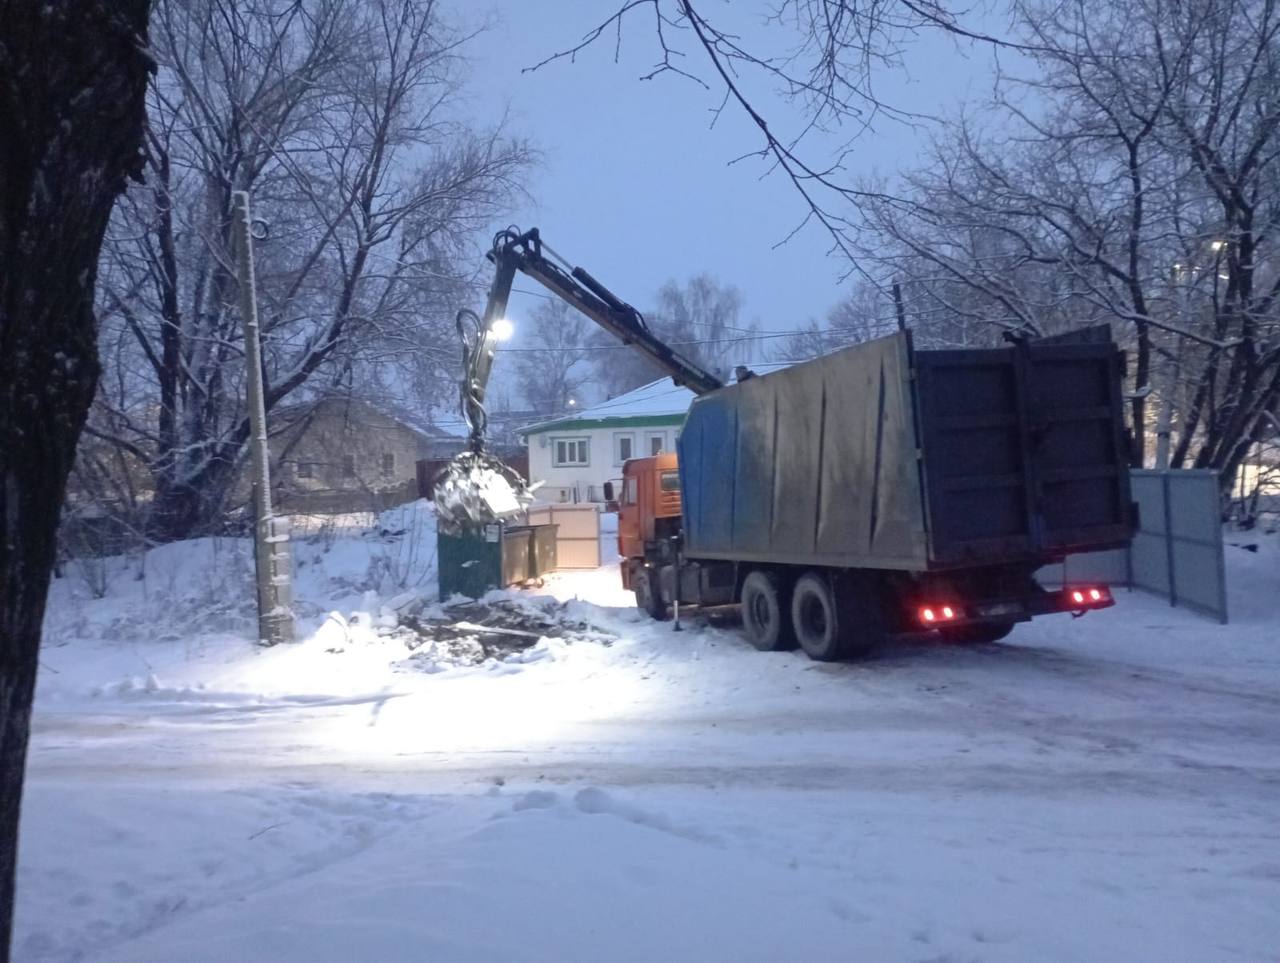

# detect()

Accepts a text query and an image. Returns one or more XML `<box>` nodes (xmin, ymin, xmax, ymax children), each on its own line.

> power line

<box><xmin>358</xmin><ymin>245</ymin><xmax>821</xmax><ymax>337</ymax></box>
<box><xmin>494</xmin><ymin>330</ymin><xmax>808</xmax><ymax>353</ymax></box>
<box><xmin>357</xmin><ymin>244</ymin><xmax>838</xmax><ymax>339</ymax></box>
<box><xmin>504</xmin><ymin>286</ymin><xmax>779</xmax><ymax>336</ymax></box>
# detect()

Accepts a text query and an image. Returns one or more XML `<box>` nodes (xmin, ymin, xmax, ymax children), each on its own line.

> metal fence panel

<box><xmin>1172</xmin><ymin>538</ymin><xmax>1227</xmax><ymax>619</ymax></box>
<box><xmin>1168</xmin><ymin>472</ymin><xmax>1221</xmax><ymax>543</ymax></box>
<box><xmin>1129</xmin><ymin>531</ymin><xmax>1172</xmax><ymax>597</ymax></box>
<box><xmin>1037</xmin><ymin>469</ymin><xmax>1226</xmax><ymax>622</ymax></box>
<box><xmin>1130</xmin><ymin>472</ymin><xmax>1168</xmax><ymax>533</ymax></box>
<box><xmin>1037</xmin><ymin>548</ymin><xmax>1128</xmax><ymax>586</ymax></box>
<box><xmin>1066</xmin><ymin>547</ymin><xmax>1129</xmax><ymax>584</ymax></box>
<box><xmin>1161</xmin><ymin>470</ymin><xmax>1228</xmax><ymax>622</ymax></box>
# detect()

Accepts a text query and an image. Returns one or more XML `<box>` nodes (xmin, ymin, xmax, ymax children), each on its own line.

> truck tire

<box><xmin>941</xmin><ymin>622</ymin><xmax>1015</xmax><ymax>644</ymax></box>
<box><xmin>633</xmin><ymin>566</ymin><xmax>670</xmax><ymax>621</ymax></box>
<box><xmin>835</xmin><ymin>572</ymin><xmax>890</xmax><ymax>658</ymax></box>
<box><xmin>740</xmin><ymin>570</ymin><xmax>794</xmax><ymax>651</ymax></box>
<box><xmin>791</xmin><ymin>572</ymin><xmax>845</xmax><ymax>661</ymax></box>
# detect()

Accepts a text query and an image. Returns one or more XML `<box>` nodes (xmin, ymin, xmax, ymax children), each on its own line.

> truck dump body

<box><xmin>678</xmin><ymin>330</ymin><xmax>1132</xmax><ymax>571</ymax></box>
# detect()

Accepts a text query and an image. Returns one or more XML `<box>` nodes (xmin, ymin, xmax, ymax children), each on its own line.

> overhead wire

<box><xmin>493</xmin><ymin>329</ymin><xmax>811</xmax><ymax>353</ymax></box>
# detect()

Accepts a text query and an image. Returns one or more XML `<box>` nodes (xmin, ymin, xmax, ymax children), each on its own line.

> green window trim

<box><xmin>525</xmin><ymin>413</ymin><xmax>687</xmax><ymax>435</ymax></box>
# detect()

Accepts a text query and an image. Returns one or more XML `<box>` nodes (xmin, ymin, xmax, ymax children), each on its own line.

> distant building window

<box><xmin>553</xmin><ymin>437</ymin><xmax>589</xmax><ymax>467</ymax></box>
<box><xmin>646</xmin><ymin>431</ymin><xmax>666</xmax><ymax>456</ymax></box>
<box><xmin>382</xmin><ymin>452</ymin><xmax>395</xmax><ymax>477</ymax></box>
<box><xmin>614</xmin><ymin>432</ymin><xmax>635</xmax><ymax>466</ymax></box>
<box><xmin>296</xmin><ymin>462</ymin><xmax>314</xmax><ymax>480</ymax></box>
<box><xmin>343</xmin><ymin>454</ymin><xmax>356</xmax><ymax>478</ymax></box>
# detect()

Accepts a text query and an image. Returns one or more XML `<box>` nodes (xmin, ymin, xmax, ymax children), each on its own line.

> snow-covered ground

<box><xmin>16</xmin><ymin>504</ymin><xmax>1280</xmax><ymax>962</ymax></box>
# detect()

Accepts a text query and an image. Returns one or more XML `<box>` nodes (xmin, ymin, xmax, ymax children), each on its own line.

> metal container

<box><xmin>678</xmin><ymin>328</ymin><xmax>1133</xmax><ymax>572</ymax></box>
<box><xmin>528</xmin><ymin>523</ymin><xmax>558</xmax><ymax>578</ymax></box>
<box><xmin>437</xmin><ymin>521</ymin><xmax>562</xmax><ymax>599</ymax></box>
<box><xmin>501</xmin><ymin>527</ymin><xmax>532</xmax><ymax>587</ymax></box>
<box><xmin>437</xmin><ymin>523</ymin><xmax>504</xmax><ymax>600</ymax></box>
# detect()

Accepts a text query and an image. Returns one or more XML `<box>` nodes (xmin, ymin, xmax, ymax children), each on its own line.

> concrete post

<box><xmin>232</xmin><ymin>190</ymin><xmax>294</xmax><ymax>644</ymax></box>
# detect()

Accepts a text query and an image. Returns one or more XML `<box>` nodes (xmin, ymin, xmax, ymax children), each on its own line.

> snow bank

<box><xmin>19</xmin><ymin>521</ymin><xmax>1280</xmax><ymax>962</ymax></box>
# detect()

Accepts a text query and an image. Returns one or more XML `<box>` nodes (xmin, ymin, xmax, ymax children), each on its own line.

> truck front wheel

<box><xmin>633</xmin><ymin>565</ymin><xmax>670</xmax><ymax>621</ymax></box>
<box><xmin>740</xmin><ymin>570</ymin><xmax>794</xmax><ymax>651</ymax></box>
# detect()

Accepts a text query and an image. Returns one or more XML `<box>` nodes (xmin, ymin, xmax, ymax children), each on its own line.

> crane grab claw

<box><xmin>433</xmin><ymin>450</ymin><xmax>535</xmax><ymax>536</ymax></box>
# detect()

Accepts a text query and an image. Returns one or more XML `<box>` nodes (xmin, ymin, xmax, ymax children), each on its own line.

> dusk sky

<box><xmin>467</xmin><ymin>1</ymin><xmax>1006</xmax><ymax>384</ymax></box>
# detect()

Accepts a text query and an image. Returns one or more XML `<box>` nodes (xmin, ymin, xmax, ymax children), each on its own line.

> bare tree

<box><xmin>88</xmin><ymin>0</ymin><xmax>532</xmax><ymax>540</ymax></box>
<box><xmin>774</xmin><ymin>282</ymin><xmax>896</xmax><ymax>358</ymax></box>
<box><xmin>774</xmin><ymin>318</ymin><xmax>831</xmax><ymax>360</ymax></box>
<box><xmin>513</xmin><ymin>299</ymin><xmax>593</xmax><ymax>415</ymax></box>
<box><xmin>0</xmin><ymin>2</ymin><xmax>152</xmax><ymax>956</ymax></box>
<box><xmin>652</xmin><ymin>274</ymin><xmax>757</xmax><ymax>374</ymax></box>
<box><xmin>589</xmin><ymin>273</ymin><xmax>757</xmax><ymax>395</ymax></box>
<box><xmin>853</xmin><ymin>0</ymin><xmax>1280</xmax><ymax>489</ymax></box>
<box><xmin>531</xmin><ymin>2</ymin><xmax>1015</xmax><ymax>263</ymax></box>
<box><xmin>539</xmin><ymin>1</ymin><xmax>1275</xmax><ymax>493</ymax></box>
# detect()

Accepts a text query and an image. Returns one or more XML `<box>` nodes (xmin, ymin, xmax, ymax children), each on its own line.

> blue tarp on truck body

<box><xmin>677</xmin><ymin>330</ymin><xmax>1133</xmax><ymax>572</ymax></box>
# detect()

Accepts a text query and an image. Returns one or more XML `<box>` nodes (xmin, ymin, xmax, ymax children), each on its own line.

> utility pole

<box><xmin>232</xmin><ymin>190</ymin><xmax>294</xmax><ymax>644</ymax></box>
<box><xmin>892</xmin><ymin>282</ymin><xmax>908</xmax><ymax>333</ymax></box>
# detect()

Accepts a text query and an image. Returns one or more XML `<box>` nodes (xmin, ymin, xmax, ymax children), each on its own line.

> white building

<box><xmin>522</xmin><ymin>379</ymin><xmax>695</xmax><ymax>504</ymax></box>
<box><xmin>521</xmin><ymin>366</ymin><xmax>790</xmax><ymax>504</ymax></box>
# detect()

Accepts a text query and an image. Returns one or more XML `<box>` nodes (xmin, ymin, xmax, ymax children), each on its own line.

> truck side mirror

<box><xmin>603</xmin><ymin>481</ymin><xmax>615</xmax><ymax>501</ymax></box>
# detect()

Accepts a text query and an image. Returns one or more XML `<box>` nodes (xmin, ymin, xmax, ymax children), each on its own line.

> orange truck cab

<box><xmin>609</xmin><ymin>453</ymin><xmax>682</xmax><ymax>614</ymax></box>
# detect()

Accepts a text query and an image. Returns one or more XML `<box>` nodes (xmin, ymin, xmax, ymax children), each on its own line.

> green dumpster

<box><xmin>438</xmin><ymin>523</ymin><xmax>503</xmax><ymax>600</ymax></box>
<box><xmin>438</xmin><ymin>521</ymin><xmax>560</xmax><ymax>600</ymax></box>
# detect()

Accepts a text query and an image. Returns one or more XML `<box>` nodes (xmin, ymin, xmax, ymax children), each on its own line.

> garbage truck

<box><xmin>442</xmin><ymin>227</ymin><xmax>1137</xmax><ymax>659</ymax></box>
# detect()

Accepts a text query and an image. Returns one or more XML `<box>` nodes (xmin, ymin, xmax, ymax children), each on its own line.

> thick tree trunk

<box><xmin>148</xmin><ymin>458</ymin><xmax>238</xmax><ymax>541</ymax></box>
<box><xmin>0</xmin><ymin>3</ymin><xmax>150</xmax><ymax>958</ymax></box>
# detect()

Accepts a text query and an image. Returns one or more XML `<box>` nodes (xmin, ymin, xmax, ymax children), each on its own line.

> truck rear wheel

<box><xmin>793</xmin><ymin>571</ymin><xmax>887</xmax><ymax>661</ymax></box>
<box><xmin>792</xmin><ymin>572</ymin><xmax>845</xmax><ymax>661</ymax></box>
<box><xmin>633</xmin><ymin>565</ymin><xmax>669</xmax><ymax>621</ymax></box>
<box><xmin>837</xmin><ymin>572</ymin><xmax>890</xmax><ymax>658</ymax></box>
<box><xmin>740</xmin><ymin>570</ymin><xmax>794</xmax><ymax>651</ymax></box>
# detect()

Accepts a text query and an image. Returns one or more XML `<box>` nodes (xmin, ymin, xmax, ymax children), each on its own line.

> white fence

<box><xmin>1040</xmin><ymin>469</ymin><xmax>1228</xmax><ymax>623</ymax></box>
<box><xmin>523</xmin><ymin>504</ymin><xmax>602</xmax><ymax>569</ymax></box>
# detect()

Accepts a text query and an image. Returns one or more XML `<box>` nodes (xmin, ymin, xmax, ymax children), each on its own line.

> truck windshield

<box><xmin>660</xmin><ymin>470</ymin><xmax>680</xmax><ymax>492</ymax></box>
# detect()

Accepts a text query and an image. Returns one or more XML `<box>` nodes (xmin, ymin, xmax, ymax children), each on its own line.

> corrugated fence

<box><xmin>1039</xmin><ymin>469</ymin><xmax>1227</xmax><ymax>623</ymax></box>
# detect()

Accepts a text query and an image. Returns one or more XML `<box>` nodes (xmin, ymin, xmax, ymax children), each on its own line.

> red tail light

<box><xmin>1064</xmin><ymin>586</ymin><xmax>1112</xmax><ymax>610</ymax></box>
<box><xmin>919</xmin><ymin>604</ymin><xmax>960</xmax><ymax>625</ymax></box>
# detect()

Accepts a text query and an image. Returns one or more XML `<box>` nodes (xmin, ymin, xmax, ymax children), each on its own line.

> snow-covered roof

<box><xmin>426</xmin><ymin>417</ymin><xmax>470</xmax><ymax>439</ymax></box>
<box><xmin>521</xmin><ymin>364</ymin><xmax>791</xmax><ymax>434</ymax></box>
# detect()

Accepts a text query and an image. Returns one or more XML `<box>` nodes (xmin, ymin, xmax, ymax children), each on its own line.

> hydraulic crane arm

<box><xmin>458</xmin><ymin>226</ymin><xmax>724</xmax><ymax>452</ymax></box>
<box><xmin>442</xmin><ymin>226</ymin><xmax>725</xmax><ymax>534</ymax></box>
<box><xmin>495</xmin><ymin>227</ymin><xmax>723</xmax><ymax>394</ymax></box>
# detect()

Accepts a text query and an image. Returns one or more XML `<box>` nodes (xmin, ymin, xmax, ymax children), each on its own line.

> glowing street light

<box><xmin>489</xmin><ymin>317</ymin><xmax>515</xmax><ymax>341</ymax></box>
